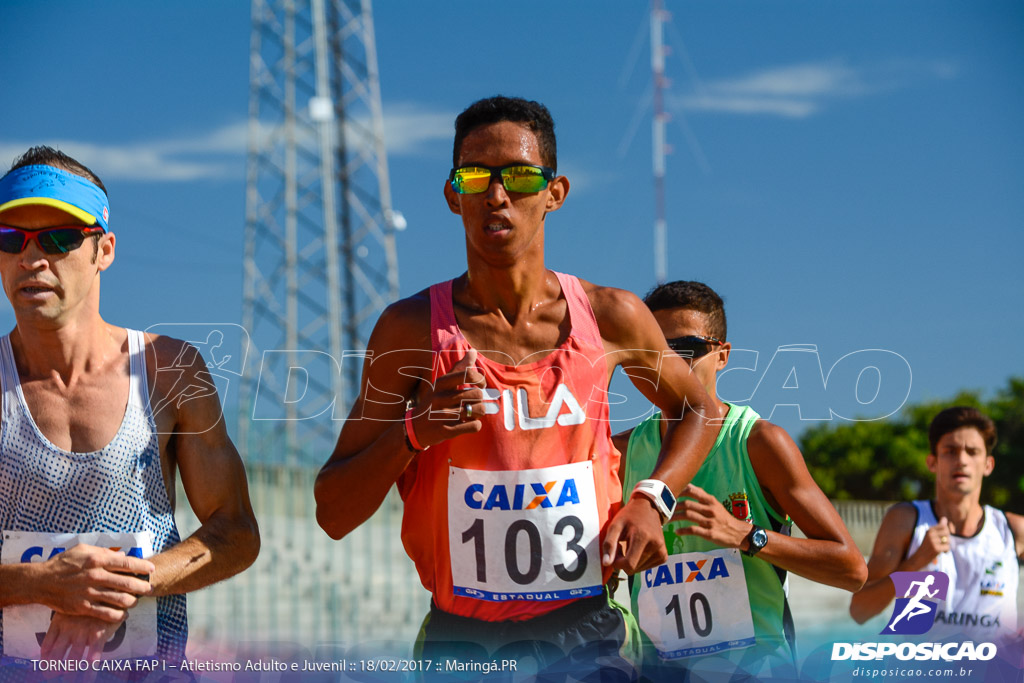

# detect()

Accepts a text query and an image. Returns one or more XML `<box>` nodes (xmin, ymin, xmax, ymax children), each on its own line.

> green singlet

<box><xmin>621</xmin><ymin>403</ymin><xmax>796</xmax><ymax>679</ymax></box>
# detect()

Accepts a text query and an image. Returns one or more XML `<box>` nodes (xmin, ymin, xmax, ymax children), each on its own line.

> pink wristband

<box><xmin>404</xmin><ymin>408</ymin><xmax>426</xmax><ymax>452</ymax></box>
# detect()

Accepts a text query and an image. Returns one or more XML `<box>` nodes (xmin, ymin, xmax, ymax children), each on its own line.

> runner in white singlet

<box><xmin>851</xmin><ymin>406</ymin><xmax>1024</xmax><ymax>651</ymax></box>
<box><xmin>0</xmin><ymin>147</ymin><xmax>259</xmax><ymax>665</ymax></box>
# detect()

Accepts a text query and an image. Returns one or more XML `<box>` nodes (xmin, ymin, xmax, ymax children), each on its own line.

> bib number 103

<box><xmin>448</xmin><ymin>462</ymin><xmax>603</xmax><ymax>601</ymax></box>
<box><xmin>461</xmin><ymin>515</ymin><xmax>587</xmax><ymax>585</ymax></box>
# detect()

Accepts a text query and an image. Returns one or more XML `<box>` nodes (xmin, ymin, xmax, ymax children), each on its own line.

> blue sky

<box><xmin>1</xmin><ymin>1</ymin><xmax>1022</xmax><ymax>441</ymax></box>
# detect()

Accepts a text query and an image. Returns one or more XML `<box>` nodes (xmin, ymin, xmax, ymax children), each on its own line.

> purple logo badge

<box><xmin>882</xmin><ymin>571</ymin><xmax>949</xmax><ymax>635</ymax></box>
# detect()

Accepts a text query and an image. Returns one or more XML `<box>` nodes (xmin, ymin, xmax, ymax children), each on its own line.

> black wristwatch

<box><xmin>743</xmin><ymin>525</ymin><xmax>768</xmax><ymax>557</ymax></box>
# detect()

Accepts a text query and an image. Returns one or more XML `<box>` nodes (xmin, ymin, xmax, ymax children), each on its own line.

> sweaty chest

<box><xmin>463</xmin><ymin>317</ymin><xmax>569</xmax><ymax>366</ymax></box>
<box><xmin>15</xmin><ymin>370</ymin><xmax>176</xmax><ymax>506</ymax></box>
<box><xmin>20</xmin><ymin>375</ymin><xmax>131</xmax><ymax>453</ymax></box>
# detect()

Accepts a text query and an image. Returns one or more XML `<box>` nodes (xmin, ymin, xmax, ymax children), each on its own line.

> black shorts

<box><xmin>415</xmin><ymin>592</ymin><xmax>640</xmax><ymax>682</ymax></box>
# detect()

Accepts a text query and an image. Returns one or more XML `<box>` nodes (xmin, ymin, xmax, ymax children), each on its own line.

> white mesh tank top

<box><xmin>0</xmin><ymin>329</ymin><xmax>186</xmax><ymax>661</ymax></box>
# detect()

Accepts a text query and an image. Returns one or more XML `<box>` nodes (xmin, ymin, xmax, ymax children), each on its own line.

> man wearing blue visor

<box><xmin>0</xmin><ymin>147</ymin><xmax>260</xmax><ymax>666</ymax></box>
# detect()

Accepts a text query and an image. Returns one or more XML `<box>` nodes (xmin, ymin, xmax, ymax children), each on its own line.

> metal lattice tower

<box><xmin>239</xmin><ymin>0</ymin><xmax>399</xmax><ymax>464</ymax></box>
<box><xmin>651</xmin><ymin>0</ymin><xmax>670</xmax><ymax>285</ymax></box>
<box><xmin>188</xmin><ymin>1</ymin><xmax>428</xmax><ymax>648</ymax></box>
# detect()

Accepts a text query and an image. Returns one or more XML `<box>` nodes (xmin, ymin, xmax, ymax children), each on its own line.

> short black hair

<box><xmin>453</xmin><ymin>96</ymin><xmax>557</xmax><ymax>171</ymax></box>
<box><xmin>928</xmin><ymin>406</ymin><xmax>997</xmax><ymax>455</ymax></box>
<box><xmin>643</xmin><ymin>280</ymin><xmax>727</xmax><ymax>342</ymax></box>
<box><xmin>5</xmin><ymin>146</ymin><xmax>107</xmax><ymax>195</ymax></box>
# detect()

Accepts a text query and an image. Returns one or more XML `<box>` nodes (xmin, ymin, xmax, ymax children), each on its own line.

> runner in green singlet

<box><xmin>614</xmin><ymin>281</ymin><xmax>867</xmax><ymax>681</ymax></box>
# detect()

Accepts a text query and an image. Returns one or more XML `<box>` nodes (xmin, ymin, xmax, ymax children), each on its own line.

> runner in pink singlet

<box><xmin>398</xmin><ymin>272</ymin><xmax>621</xmax><ymax>622</ymax></box>
<box><xmin>316</xmin><ymin>96</ymin><xmax>719</xmax><ymax>678</ymax></box>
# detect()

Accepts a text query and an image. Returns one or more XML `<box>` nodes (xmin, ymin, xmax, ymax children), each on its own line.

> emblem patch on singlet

<box><xmin>981</xmin><ymin>561</ymin><xmax>1005</xmax><ymax>596</ymax></box>
<box><xmin>722</xmin><ymin>492</ymin><xmax>750</xmax><ymax>521</ymax></box>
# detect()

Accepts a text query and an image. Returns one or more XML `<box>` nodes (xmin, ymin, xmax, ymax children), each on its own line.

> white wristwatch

<box><xmin>632</xmin><ymin>479</ymin><xmax>677</xmax><ymax>524</ymax></box>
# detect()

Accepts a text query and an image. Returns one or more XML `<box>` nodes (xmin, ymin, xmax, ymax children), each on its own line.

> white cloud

<box><xmin>677</xmin><ymin>95</ymin><xmax>820</xmax><ymax>119</ymax></box>
<box><xmin>712</xmin><ymin>62</ymin><xmax>867</xmax><ymax>98</ymax></box>
<box><xmin>557</xmin><ymin>163</ymin><xmax>599</xmax><ymax>194</ymax></box>
<box><xmin>381</xmin><ymin>104</ymin><xmax>454</xmax><ymax>155</ymax></box>
<box><xmin>929</xmin><ymin>61</ymin><xmax>960</xmax><ymax>80</ymax></box>
<box><xmin>0</xmin><ymin>123</ymin><xmax>247</xmax><ymax>183</ymax></box>
<box><xmin>173</xmin><ymin>121</ymin><xmax>250</xmax><ymax>153</ymax></box>
<box><xmin>0</xmin><ymin>102</ymin><xmax>455</xmax><ymax>183</ymax></box>
<box><xmin>673</xmin><ymin>59</ymin><xmax>957</xmax><ymax>119</ymax></box>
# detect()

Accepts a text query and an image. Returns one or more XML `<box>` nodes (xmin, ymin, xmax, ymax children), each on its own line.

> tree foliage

<box><xmin>800</xmin><ymin>377</ymin><xmax>1024</xmax><ymax>509</ymax></box>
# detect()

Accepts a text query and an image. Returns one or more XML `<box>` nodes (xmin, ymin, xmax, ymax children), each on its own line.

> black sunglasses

<box><xmin>666</xmin><ymin>335</ymin><xmax>723</xmax><ymax>359</ymax></box>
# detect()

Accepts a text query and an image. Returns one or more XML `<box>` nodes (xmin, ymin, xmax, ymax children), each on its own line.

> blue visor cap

<box><xmin>0</xmin><ymin>165</ymin><xmax>109</xmax><ymax>231</ymax></box>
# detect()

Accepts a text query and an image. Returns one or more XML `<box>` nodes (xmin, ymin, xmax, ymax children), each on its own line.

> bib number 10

<box><xmin>461</xmin><ymin>515</ymin><xmax>587</xmax><ymax>585</ymax></box>
<box><xmin>636</xmin><ymin>549</ymin><xmax>755</xmax><ymax>659</ymax></box>
<box><xmin>665</xmin><ymin>592</ymin><xmax>713</xmax><ymax>639</ymax></box>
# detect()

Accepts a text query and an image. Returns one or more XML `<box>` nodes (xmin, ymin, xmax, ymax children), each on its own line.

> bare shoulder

<box><xmin>350</xmin><ymin>289</ymin><xmax>435</xmax><ymax>421</ymax></box>
<box><xmin>1003</xmin><ymin>511</ymin><xmax>1024</xmax><ymax>550</ymax></box>
<box><xmin>577</xmin><ymin>278</ymin><xmax>645</xmax><ymax>322</ymax></box>
<box><xmin>367</xmin><ymin>288</ymin><xmax>432</xmax><ymax>352</ymax></box>
<box><xmin>878</xmin><ymin>501</ymin><xmax>919</xmax><ymax>537</ymax></box>
<box><xmin>141</xmin><ymin>333</ymin><xmax>211</xmax><ymax>389</ymax></box>
<box><xmin>143</xmin><ymin>332</ymin><xmax>198</xmax><ymax>367</ymax></box>
<box><xmin>140</xmin><ymin>331</ymin><xmax>224</xmax><ymax>405</ymax></box>
<box><xmin>745</xmin><ymin>419</ymin><xmax>812</xmax><ymax>485</ymax></box>
<box><xmin>361</xmin><ymin>289</ymin><xmax>433</xmax><ymax>386</ymax></box>
<box><xmin>133</xmin><ymin>332</ymin><xmax>230</xmax><ymax>442</ymax></box>
<box><xmin>1004</xmin><ymin>510</ymin><xmax>1024</xmax><ymax>533</ymax></box>
<box><xmin>746</xmin><ymin>418</ymin><xmax>835</xmax><ymax>521</ymax></box>
<box><xmin>747</xmin><ymin>419</ymin><xmax>798</xmax><ymax>457</ymax></box>
<box><xmin>861</xmin><ymin>501</ymin><xmax>919</xmax><ymax>566</ymax></box>
<box><xmin>575</xmin><ymin>278</ymin><xmax>654</xmax><ymax>346</ymax></box>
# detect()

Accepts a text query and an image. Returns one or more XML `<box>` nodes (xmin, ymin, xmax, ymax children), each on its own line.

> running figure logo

<box><xmin>883</xmin><ymin>571</ymin><xmax>950</xmax><ymax>635</ymax></box>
